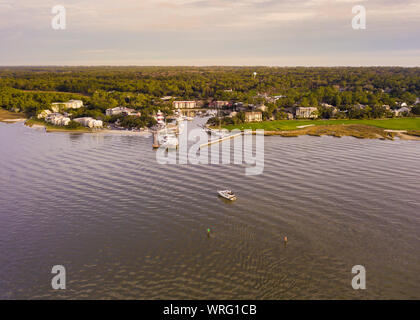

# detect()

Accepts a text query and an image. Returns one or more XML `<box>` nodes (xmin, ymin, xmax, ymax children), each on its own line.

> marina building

<box><xmin>172</xmin><ymin>101</ymin><xmax>197</xmax><ymax>109</ymax></box>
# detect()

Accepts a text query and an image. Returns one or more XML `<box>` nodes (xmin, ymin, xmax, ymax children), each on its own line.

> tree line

<box><xmin>0</xmin><ymin>66</ymin><xmax>418</xmax><ymax>120</ymax></box>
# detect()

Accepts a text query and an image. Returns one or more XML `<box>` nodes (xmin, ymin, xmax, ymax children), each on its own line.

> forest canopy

<box><xmin>0</xmin><ymin>66</ymin><xmax>419</xmax><ymax>117</ymax></box>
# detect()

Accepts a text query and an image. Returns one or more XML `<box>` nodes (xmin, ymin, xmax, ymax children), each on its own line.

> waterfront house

<box><xmin>37</xmin><ymin>109</ymin><xmax>52</xmax><ymax>119</ymax></box>
<box><xmin>172</xmin><ymin>101</ymin><xmax>197</xmax><ymax>109</ymax></box>
<box><xmin>295</xmin><ymin>107</ymin><xmax>318</xmax><ymax>119</ymax></box>
<box><xmin>74</xmin><ymin>117</ymin><xmax>103</xmax><ymax>128</ymax></box>
<box><xmin>45</xmin><ymin>113</ymin><xmax>71</xmax><ymax>126</ymax></box>
<box><xmin>245</xmin><ymin>111</ymin><xmax>262</xmax><ymax>122</ymax></box>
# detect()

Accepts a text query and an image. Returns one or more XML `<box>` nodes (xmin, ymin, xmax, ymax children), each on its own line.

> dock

<box><xmin>199</xmin><ymin>132</ymin><xmax>242</xmax><ymax>149</ymax></box>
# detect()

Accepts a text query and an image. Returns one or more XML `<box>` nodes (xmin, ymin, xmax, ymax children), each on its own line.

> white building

<box><xmin>74</xmin><ymin>117</ymin><xmax>103</xmax><ymax>128</ymax></box>
<box><xmin>37</xmin><ymin>109</ymin><xmax>52</xmax><ymax>119</ymax></box>
<box><xmin>51</xmin><ymin>100</ymin><xmax>84</xmax><ymax>112</ymax></box>
<box><xmin>295</xmin><ymin>107</ymin><xmax>318</xmax><ymax>119</ymax></box>
<box><xmin>106</xmin><ymin>106</ymin><xmax>141</xmax><ymax>116</ymax></box>
<box><xmin>172</xmin><ymin>101</ymin><xmax>197</xmax><ymax>109</ymax></box>
<box><xmin>393</xmin><ymin>107</ymin><xmax>411</xmax><ymax>117</ymax></box>
<box><xmin>45</xmin><ymin>113</ymin><xmax>71</xmax><ymax>126</ymax></box>
<box><xmin>245</xmin><ymin>111</ymin><xmax>262</xmax><ymax>122</ymax></box>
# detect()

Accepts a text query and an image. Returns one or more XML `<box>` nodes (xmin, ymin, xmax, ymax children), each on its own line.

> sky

<box><xmin>0</xmin><ymin>0</ymin><xmax>419</xmax><ymax>66</ymax></box>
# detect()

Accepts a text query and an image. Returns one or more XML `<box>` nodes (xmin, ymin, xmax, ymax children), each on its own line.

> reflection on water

<box><xmin>0</xmin><ymin>121</ymin><xmax>419</xmax><ymax>299</ymax></box>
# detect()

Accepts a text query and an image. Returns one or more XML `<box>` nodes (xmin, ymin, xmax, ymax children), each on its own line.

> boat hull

<box><xmin>218</xmin><ymin>191</ymin><xmax>236</xmax><ymax>201</ymax></box>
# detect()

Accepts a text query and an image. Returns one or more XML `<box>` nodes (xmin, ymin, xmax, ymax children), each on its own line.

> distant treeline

<box><xmin>0</xmin><ymin>66</ymin><xmax>419</xmax><ymax>117</ymax></box>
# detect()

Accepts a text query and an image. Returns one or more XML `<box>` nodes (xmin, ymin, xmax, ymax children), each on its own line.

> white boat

<box><xmin>161</xmin><ymin>134</ymin><xmax>178</xmax><ymax>149</ymax></box>
<box><xmin>218</xmin><ymin>190</ymin><xmax>236</xmax><ymax>201</ymax></box>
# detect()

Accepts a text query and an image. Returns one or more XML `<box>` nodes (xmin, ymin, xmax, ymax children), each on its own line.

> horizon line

<box><xmin>0</xmin><ymin>65</ymin><xmax>419</xmax><ymax>68</ymax></box>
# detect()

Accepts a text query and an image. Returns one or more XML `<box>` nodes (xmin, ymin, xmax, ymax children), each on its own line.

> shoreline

<box><xmin>219</xmin><ymin>124</ymin><xmax>420</xmax><ymax>141</ymax></box>
<box><xmin>0</xmin><ymin>108</ymin><xmax>27</xmax><ymax>123</ymax></box>
<box><xmin>24</xmin><ymin>119</ymin><xmax>151</xmax><ymax>135</ymax></box>
<box><xmin>0</xmin><ymin>118</ymin><xmax>27</xmax><ymax>122</ymax></box>
<box><xmin>260</xmin><ymin>130</ymin><xmax>420</xmax><ymax>141</ymax></box>
<box><xmin>2</xmin><ymin>113</ymin><xmax>420</xmax><ymax>141</ymax></box>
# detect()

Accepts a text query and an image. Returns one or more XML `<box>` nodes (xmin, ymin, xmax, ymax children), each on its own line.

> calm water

<box><xmin>0</xmin><ymin>120</ymin><xmax>419</xmax><ymax>299</ymax></box>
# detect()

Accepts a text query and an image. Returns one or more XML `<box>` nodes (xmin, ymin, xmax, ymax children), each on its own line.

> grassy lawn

<box><xmin>223</xmin><ymin>118</ymin><xmax>420</xmax><ymax>131</ymax></box>
<box><xmin>0</xmin><ymin>108</ymin><xmax>26</xmax><ymax>121</ymax></box>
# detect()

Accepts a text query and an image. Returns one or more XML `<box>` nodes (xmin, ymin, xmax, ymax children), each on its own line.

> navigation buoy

<box><xmin>207</xmin><ymin>228</ymin><xmax>211</xmax><ymax>237</ymax></box>
<box><xmin>284</xmin><ymin>236</ymin><xmax>288</xmax><ymax>247</ymax></box>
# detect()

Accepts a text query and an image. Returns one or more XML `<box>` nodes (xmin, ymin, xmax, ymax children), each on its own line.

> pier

<box><xmin>199</xmin><ymin>132</ymin><xmax>242</xmax><ymax>149</ymax></box>
<box><xmin>152</xmin><ymin>125</ymin><xmax>180</xmax><ymax>149</ymax></box>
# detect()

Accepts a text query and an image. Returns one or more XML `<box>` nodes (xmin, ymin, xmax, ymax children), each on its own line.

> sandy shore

<box><xmin>99</xmin><ymin>129</ymin><xmax>151</xmax><ymax>135</ymax></box>
<box><xmin>1</xmin><ymin>118</ymin><xmax>27</xmax><ymax>122</ymax></box>
<box><xmin>25</xmin><ymin>121</ymin><xmax>151</xmax><ymax>135</ymax></box>
<box><xmin>396</xmin><ymin>133</ymin><xmax>420</xmax><ymax>141</ymax></box>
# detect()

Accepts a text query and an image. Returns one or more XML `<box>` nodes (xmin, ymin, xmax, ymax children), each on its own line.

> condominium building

<box><xmin>295</xmin><ymin>107</ymin><xmax>318</xmax><ymax>119</ymax></box>
<box><xmin>245</xmin><ymin>111</ymin><xmax>262</xmax><ymax>122</ymax></box>
<box><xmin>74</xmin><ymin>117</ymin><xmax>103</xmax><ymax>128</ymax></box>
<box><xmin>172</xmin><ymin>101</ymin><xmax>197</xmax><ymax>109</ymax></box>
